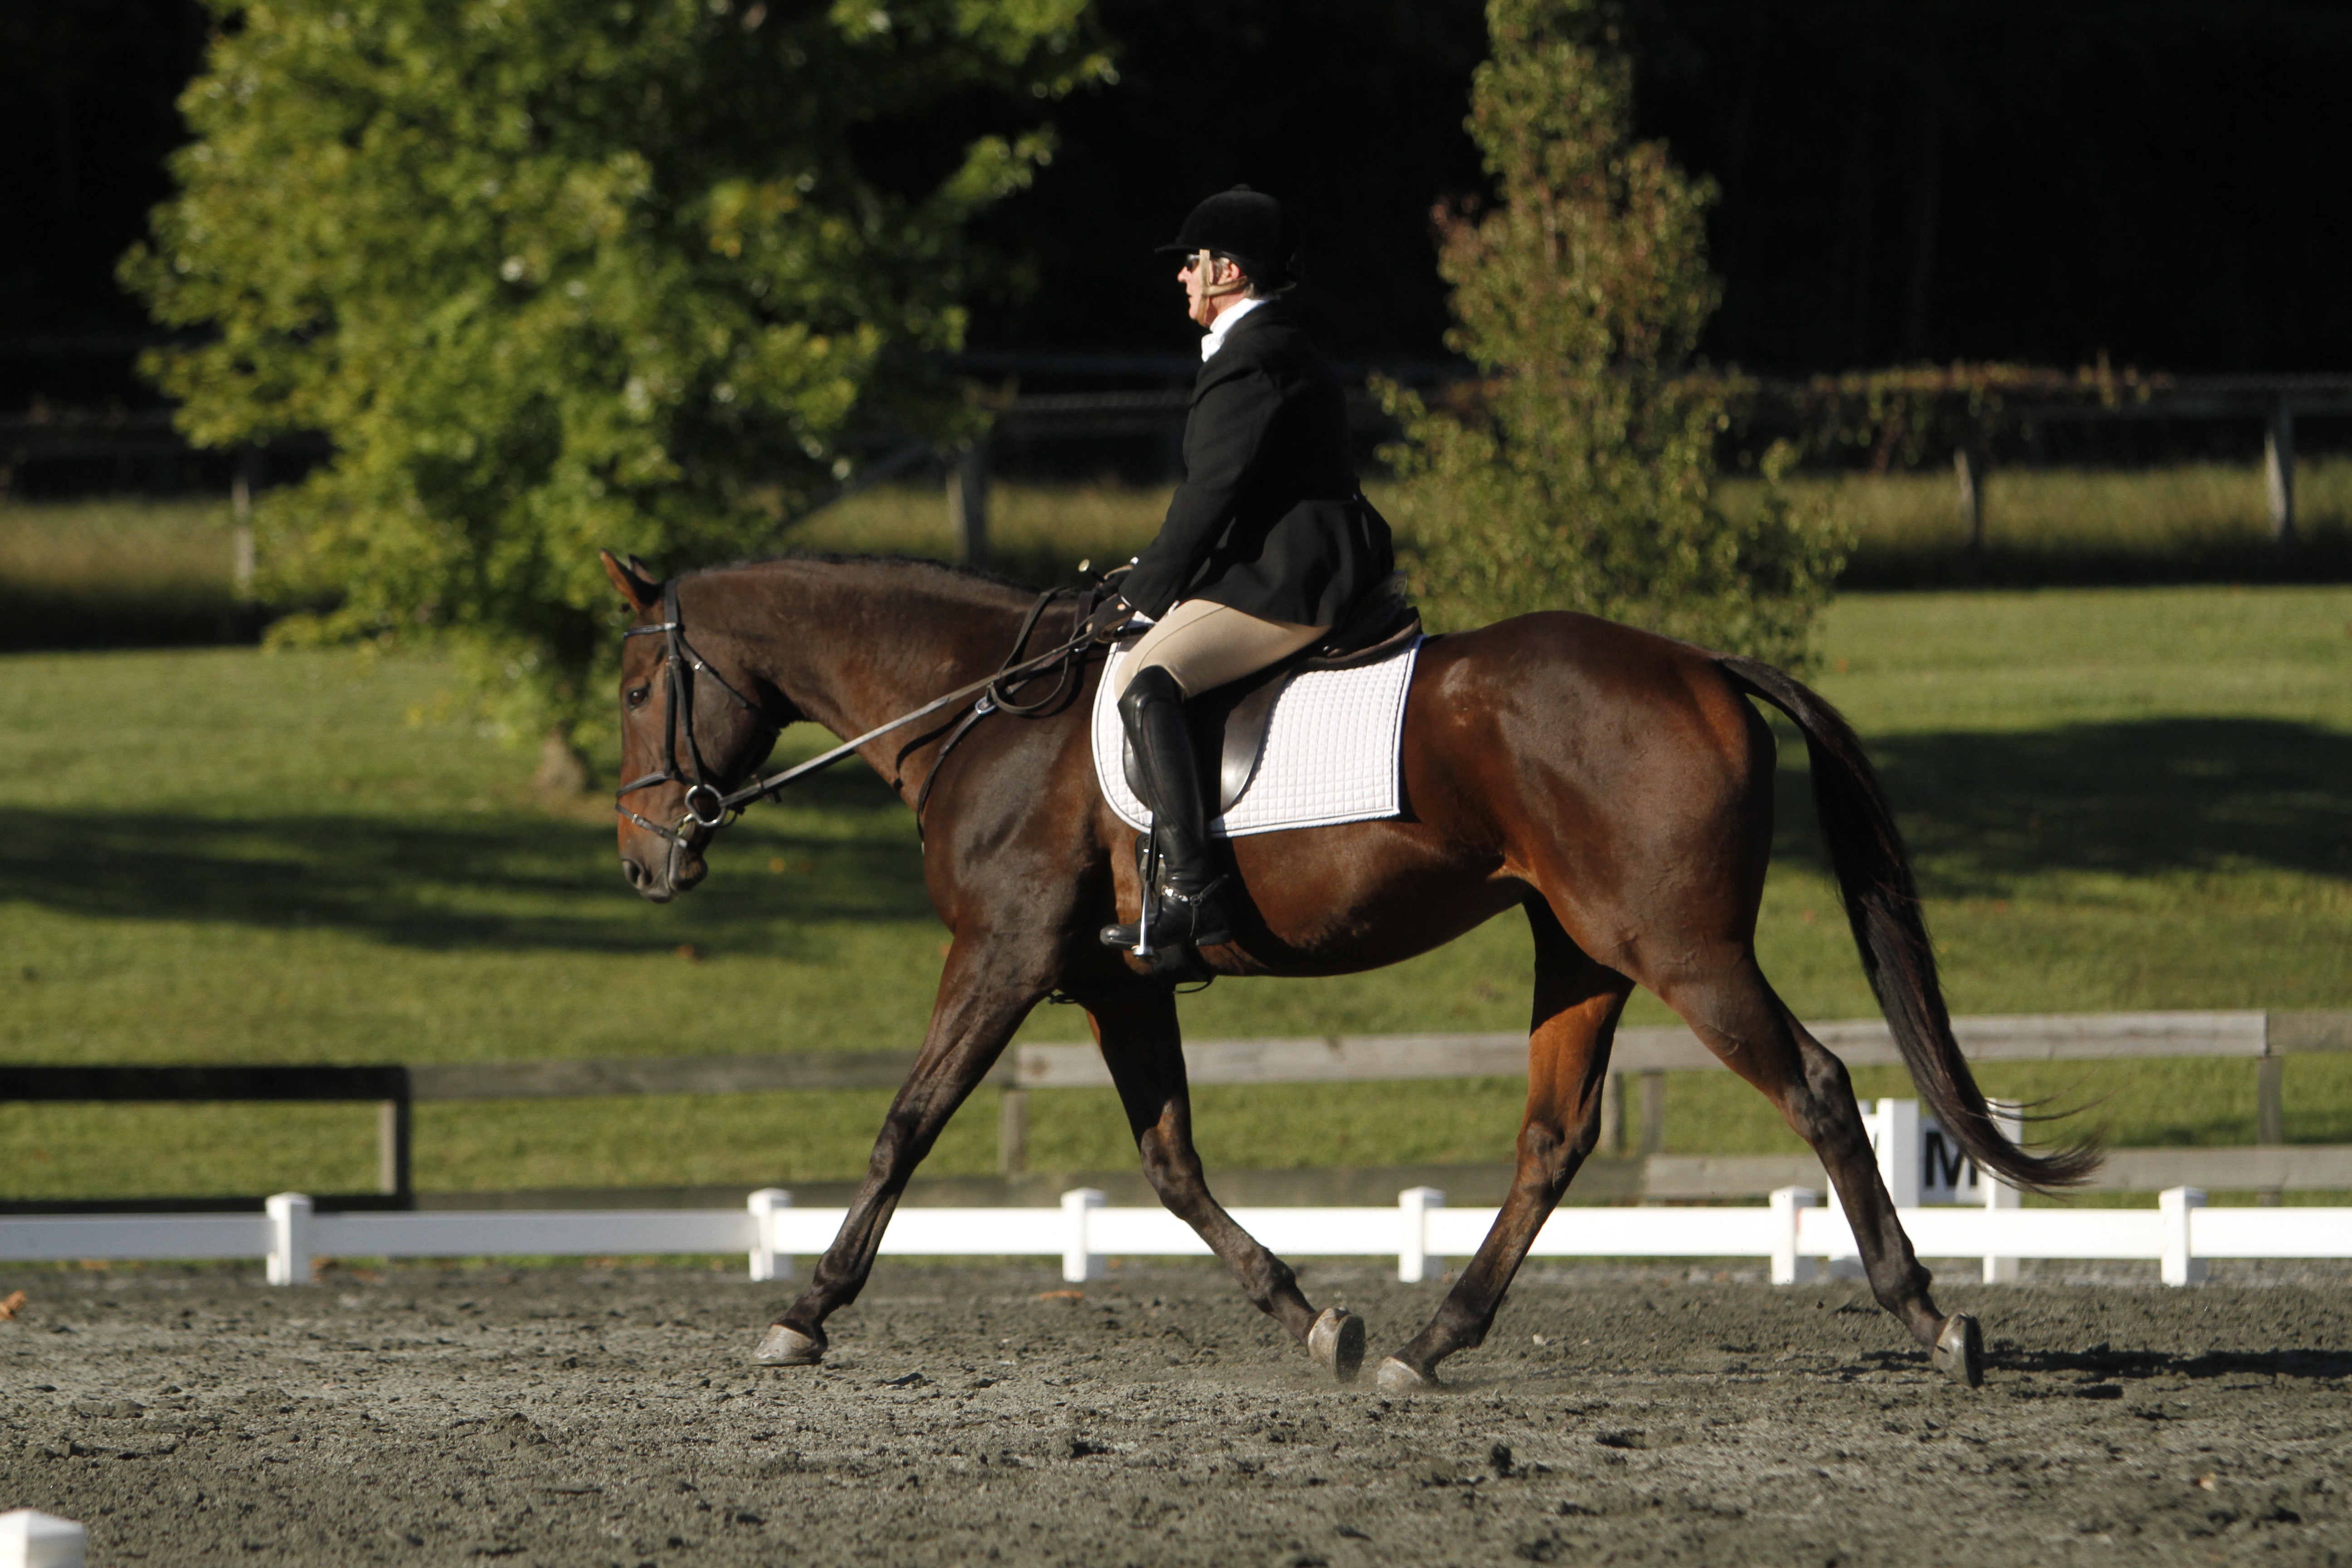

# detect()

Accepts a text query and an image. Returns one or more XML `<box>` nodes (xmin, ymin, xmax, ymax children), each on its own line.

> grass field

<box><xmin>793</xmin><ymin>459</ymin><xmax>2352</xmax><ymax>588</ymax></box>
<box><xmin>3</xmin><ymin>455</ymin><xmax>2347</xmax><ymax>650</ymax></box>
<box><xmin>0</xmin><ymin>496</ymin><xmax>260</xmax><ymax>649</ymax></box>
<box><xmin>3</xmin><ymin>483</ymin><xmax>2349</xmax><ymax>1202</ymax></box>
<box><xmin>2</xmin><ymin>584</ymin><xmax>2346</xmax><ymax>1201</ymax></box>
<box><xmin>1731</xmin><ymin>460</ymin><xmax>2352</xmax><ymax>586</ymax></box>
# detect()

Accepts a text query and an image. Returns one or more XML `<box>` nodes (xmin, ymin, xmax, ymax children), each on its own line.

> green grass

<box><xmin>1726</xmin><ymin>458</ymin><xmax>2352</xmax><ymax>587</ymax></box>
<box><xmin>2</xmin><ymin>534</ymin><xmax>2348</xmax><ymax>1197</ymax></box>
<box><xmin>5</xmin><ymin>455</ymin><xmax>2342</xmax><ymax>652</ymax></box>
<box><xmin>0</xmin><ymin>496</ymin><xmax>256</xmax><ymax>648</ymax></box>
<box><xmin>812</xmin><ymin>458</ymin><xmax>2352</xmax><ymax>588</ymax></box>
<box><xmin>1752</xmin><ymin>458</ymin><xmax>2352</xmax><ymax>552</ymax></box>
<box><xmin>796</xmin><ymin>479</ymin><xmax>1171</xmax><ymax>585</ymax></box>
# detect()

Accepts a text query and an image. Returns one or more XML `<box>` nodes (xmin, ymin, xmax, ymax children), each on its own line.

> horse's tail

<box><xmin>1717</xmin><ymin>655</ymin><xmax>2099</xmax><ymax>1192</ymax></box>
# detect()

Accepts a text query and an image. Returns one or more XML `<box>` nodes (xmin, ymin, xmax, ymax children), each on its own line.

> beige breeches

<box><xmin>1114</xmin><ymin>597</ymin><xmax>1328</xmax><ymax>700</ymax></box>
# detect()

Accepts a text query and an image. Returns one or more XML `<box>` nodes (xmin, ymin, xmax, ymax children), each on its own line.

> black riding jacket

<box><xmin>1120</xmin><ymin>302</ymin><xmax>1395</xmax><ymax>628</ymax></box>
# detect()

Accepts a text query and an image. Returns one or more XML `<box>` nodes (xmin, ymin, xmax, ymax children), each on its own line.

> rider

<box><xmin>1098</xmin><ymin>186</ymin><xmax>1396</xmax><ymax>956</ymax></box>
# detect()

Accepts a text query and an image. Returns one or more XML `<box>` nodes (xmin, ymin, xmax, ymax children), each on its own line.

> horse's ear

<box><xmin>600</xmin><ymin>549</ymin><xmax>659</xmax><ymax>613</ymax></box>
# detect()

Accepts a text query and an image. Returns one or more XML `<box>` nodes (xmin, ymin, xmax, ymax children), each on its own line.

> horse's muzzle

<box><xmin>620</xmin><ymin>844</ymin><xmax>707</xmax><ymax>903</ymax></box>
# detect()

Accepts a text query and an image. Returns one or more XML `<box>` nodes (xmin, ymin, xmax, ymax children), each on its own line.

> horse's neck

<box><xmin>735</xmin><ymin>560</ymin><xmax>1028</xmax><ymax>743</ymax></box>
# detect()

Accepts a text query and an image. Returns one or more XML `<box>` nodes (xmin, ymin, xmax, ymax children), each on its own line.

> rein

<box><xmin>616</xmin><ymin>577</ymin><xmax>1105</xmax><ymax>854</ymax></box>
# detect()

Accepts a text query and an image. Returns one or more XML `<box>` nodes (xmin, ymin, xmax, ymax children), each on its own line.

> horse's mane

<box><xmin>686</xmin><ymin>551</ymin><xmax>1044</xmax><ymax>605</ymax></box>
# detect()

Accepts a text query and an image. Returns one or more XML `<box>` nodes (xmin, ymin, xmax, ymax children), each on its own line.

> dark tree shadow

<box><xmin>0</xmin><ymin>587</ymin><xmax>267</xmax><ymax>652</ymax></box>
<box><xmin>11</xmin><ymin>716</ymin><xmax>2344</xmax><ymax>956</ymax></box>
<box><xmin>1839</xmin><ymin>529</ymin><xmax>2352</xmax><ymax>592</ymax></box>
<box><xmin>1989</xmin><ymin>1344</ymin><xmax>2352</xmax><ymax>1382</ymax></box>
<box><xmin>1841</xmin><ymin>1343</ymin><xmax>2352</xmax><ymax>1382</ymax></box>
<box><xmin>0</xmin><ymin>763</ymin><xmax>937</xmax><ymax>956</ymax></box>
<box><xmin>1769</xmin><ymin>717</ymin><xmax>2352</xmax><ymax>894</ymax></box>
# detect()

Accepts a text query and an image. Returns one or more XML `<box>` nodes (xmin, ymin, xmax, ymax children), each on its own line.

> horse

<box><xmin>599</xmin><ymin>549</ymin><xmax>2092</xmax><ymax>1392</ymax></box>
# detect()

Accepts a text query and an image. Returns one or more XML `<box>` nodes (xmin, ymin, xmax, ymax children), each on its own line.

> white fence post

<box><xmin>2266</xmin><ymin>399</ymin><xmax>2297</xmax><ymax>547</ymax></box>
<box><xmin>1982</xmin><ymin>1101</ymin><xmax>2023</xmax><ymax>1283</ymax></box>
<box><xmin>1770</xmin><ymin>1186</ymin><xmax>1818</xmax><ymax>1284</ymax></box>
<box><xmin>1826</xmin><ymin>1098</ymin><xmax>1914</xmax><ymax>1278</ymax></box>
<box><xmin>1060</xmin><ymin>1188</ymin><xmax>1106</xmax><ymax>1283</ymax></box>
<box><xmin>0</xmin><ymin>1508</ymin><xmax>87</xmax><ymax>1568</ymax></box>
<box><xmin>1880</xmin><ymin>1098</ymin><xmax>1923</xmax><ymax>1208</ymax></box>
<box><xmin>2160</xmin><ymin>1186</ymin><xmax>2207</xmax><ymax>1286</ymax></box>
<box><xmin>265</xmin><ymin>1192</ymin><xmax>314</xmax><ymax>1286</ymax></box>
<box><xmin>746</xmin><ymin>1188</ymin><xmax>792</xmax><ymax>1283</ymax></box>
<box><xmin>1397</xmin><ymin>1186</ymin><xmax>1445</xmax><ymax>1283</ymax></box>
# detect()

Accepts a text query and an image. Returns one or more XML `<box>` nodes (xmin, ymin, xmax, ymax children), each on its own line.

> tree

<box><xmin>1380</xmin><ymin>0</ymin><xmax>1841</xmax><ymax>665</ymax></box>
<box><xmin>125</xmin><ymin>0</ymin><xmax>1103</xmax><ymax>778</ymax></box>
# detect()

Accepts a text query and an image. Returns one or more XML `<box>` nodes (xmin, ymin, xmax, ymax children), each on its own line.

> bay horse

<box><xmin>599</xmin><ymin>549</ymin><xmax>2091</xmax><ymax>1392</ymax></box>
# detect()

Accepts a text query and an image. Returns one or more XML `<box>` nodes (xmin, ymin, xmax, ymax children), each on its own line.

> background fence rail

<box><xmin>6</xmin><ymin>1012</ymin><xmax>2346</xmax><ymax>1213</ymax></box>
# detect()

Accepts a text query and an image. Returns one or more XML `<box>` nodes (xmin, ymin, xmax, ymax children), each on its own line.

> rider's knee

<box><xmin>1117</xmin><ymin>664</ymin><xmax>1183</xmax><ymax>725</ymax></box>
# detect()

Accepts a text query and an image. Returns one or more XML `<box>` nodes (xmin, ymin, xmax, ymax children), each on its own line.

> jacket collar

<box><xmin>1198</xmin><ymin>298</ymin><xmax>1288</xmax><ymax>366</ymax></box>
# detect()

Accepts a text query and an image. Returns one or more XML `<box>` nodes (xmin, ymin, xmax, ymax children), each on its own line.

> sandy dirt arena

<box><xmin>2</xmin><ymin>1259</ymin><xmax>2348</xmax><ymax>1565</ymax></box>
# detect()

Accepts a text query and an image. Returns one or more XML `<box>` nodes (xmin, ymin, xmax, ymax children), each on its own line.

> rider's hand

<box><xmin>1084</xmin><ymin>594</ymin><xmax>1137</xmax><ymax>643</ymax></box>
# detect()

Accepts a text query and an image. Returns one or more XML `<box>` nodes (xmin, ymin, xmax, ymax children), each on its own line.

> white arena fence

<box><xmin>2</xmin><ymin>1182</ymin><xmax>2348</xmax><ymax>1290</ymax></box>
<box><xmin>4</xmin><ymin>1101</ymin><xmax>2351</xmax><ymax>1289</ymax></box>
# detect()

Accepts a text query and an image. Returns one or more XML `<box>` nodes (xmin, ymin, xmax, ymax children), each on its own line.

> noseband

<box><xmin>615</xmin><ymin>577</ymin><xmax>1111</xmax><ymax>866</ymax></box>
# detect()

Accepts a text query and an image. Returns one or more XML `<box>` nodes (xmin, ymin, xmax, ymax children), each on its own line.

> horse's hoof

<box><xmin>1308</xmin><ymin>1307</ymin><xmax>1366</xmax><ymax>1384</ymax></box>
<box><xmin>1374</xmin><ymin>1355</ymin><xmax>1438</xmax><ymax>1394</ymax></box>
<box><xmin>753</xmin><ymin>1323</ymin><xmax>824</xmax><ymax>1366</ymax></box>
<box><xmin>1931</xmin><ymin>1313</ymin><xmax>1983</xmax><ymax>1388</ymax></box>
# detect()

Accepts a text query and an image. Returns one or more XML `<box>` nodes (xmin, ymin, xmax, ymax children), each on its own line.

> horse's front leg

<box><xmin>755</xmin><ymin>936</ymin><xmax>1044</xmax><ymax>1366</ymax></box>
<box><xmin>1091</xmin><ymin>990</ymin><xmax>1366</xmax><ymax>1382</ymax></box>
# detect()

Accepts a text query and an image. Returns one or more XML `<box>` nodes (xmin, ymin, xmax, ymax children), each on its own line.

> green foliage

<box><xmin>124</xmin><ymin>0</ymin><xmax>1103</xmax><ymax>750</ymax></box>
<box><xmin>1380</xmin><ymin>0</ymin><xmax>1842</xmax><ymax>666</ymax></box>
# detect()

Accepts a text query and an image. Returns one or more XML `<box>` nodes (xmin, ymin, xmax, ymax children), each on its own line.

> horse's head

<box><xmin>603</xmin><ymin>550</ymin><xmax>781</xmax><ymax>903</ymax></box>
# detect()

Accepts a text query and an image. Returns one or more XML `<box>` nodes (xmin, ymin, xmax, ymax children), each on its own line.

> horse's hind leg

<box><xmin>1663</xmin><ymin>951</ymin><xmax>1980</xmax><ymax>1384</ymax></box>
<box><xmin>1377</xmin><ymin>901</ymin><xmax>1632</xmax><ymax>1391</ymax></box>
<box><xmin>1088</xmin><ymin>990</ymin><xmax>1365</xmax><ymax>1382</ymax></box>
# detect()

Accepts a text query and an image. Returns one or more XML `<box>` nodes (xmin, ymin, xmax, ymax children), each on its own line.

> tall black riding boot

<box><xmin>1099</xmin><ymin>666</ymin><xmax>1233</xmax><ymax>951</ymax></box>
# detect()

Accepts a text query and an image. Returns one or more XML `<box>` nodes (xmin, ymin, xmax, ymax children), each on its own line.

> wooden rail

<box><xmin>1001</xmin><ymin>1010</ymin><xmax>2345</xmax><ymax>1169</ymax></box>
<box><xmin>6</xmin><ymin>1012</ymin><xmax>2346</xmax><ymax>1210</ymax></box>
<box><xmin>0</xmin><ymin>1064</ymin><xmax>412</xmax><ymax>1212</ymax></box>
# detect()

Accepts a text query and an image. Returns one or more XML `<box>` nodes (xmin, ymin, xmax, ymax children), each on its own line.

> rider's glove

<box><xmin>1084</xmin><ymin>594</ymin><xmax>1137</xmax><ymax>643</ymax></box>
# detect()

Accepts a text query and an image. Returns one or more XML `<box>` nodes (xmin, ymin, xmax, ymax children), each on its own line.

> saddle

<box><xmin>1121</xmin><ymin>573</ymin><xmax>1423</xmax><ymax>815</ymax></box>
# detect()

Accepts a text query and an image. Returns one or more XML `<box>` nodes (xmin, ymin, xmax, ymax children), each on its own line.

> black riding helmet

<box><xmin>1156</xmin><ymin>185</ymin><xmax>1303</xmax><ymax>292</ymax></box>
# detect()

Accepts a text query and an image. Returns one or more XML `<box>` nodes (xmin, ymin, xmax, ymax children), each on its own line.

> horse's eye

<box><xmin>625</xmin><ymin>684</ymin><xmax>650</xmax><ymax>710</ymax></box>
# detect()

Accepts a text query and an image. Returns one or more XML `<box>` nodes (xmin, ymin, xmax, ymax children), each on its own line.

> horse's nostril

<box><xmin>622</xmin><ymin>858</ymin><xmax>647</xmax><ymax>888</ymax></box>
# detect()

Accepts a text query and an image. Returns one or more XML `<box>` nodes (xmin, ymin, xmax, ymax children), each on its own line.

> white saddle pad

<box><xmin>1092</xmin><ymin>636</ymin><xmax>1423</xmax><ymax>838</ymax></box>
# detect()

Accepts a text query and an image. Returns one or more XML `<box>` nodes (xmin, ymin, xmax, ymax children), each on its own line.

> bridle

<box><xmin>614</xmin><ymin>575</ymin><xmax>1111</xmax><ymax>868</ymax></box>
<box><xmin>614</xmin><ymin>579</ymin><xmax>777</xmax><ymax>853</ymax></box>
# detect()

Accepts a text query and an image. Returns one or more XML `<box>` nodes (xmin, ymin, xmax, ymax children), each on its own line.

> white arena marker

<box><xmin>1396</xmin><ymin>1187</ymin><xmax>1445</xmax><ymax>1283</ymax></box>
<box><xmin>1769</xmin><ymin>1186</ymin><xmax>1818</xmax><ymax>1285</ymax></box>
<box><xmin>0</xmin><ymin>1509</ymin><xmax>87</xmax><ymax>1568</ymax></box>
<box><xmin>747</xmin><ymin>1188</ymin><xmax>792</xmax><ymax>1283</ymax></box>
<box><xmin>265</xmin><ymin>1192</ymin><xmax>314</xmax><ymax>1286</ymax></box>
<box><xmin>1061</xmin><ymin>1188</ymin><xmax>1106</xmax><ymax>1283</ymax></box>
